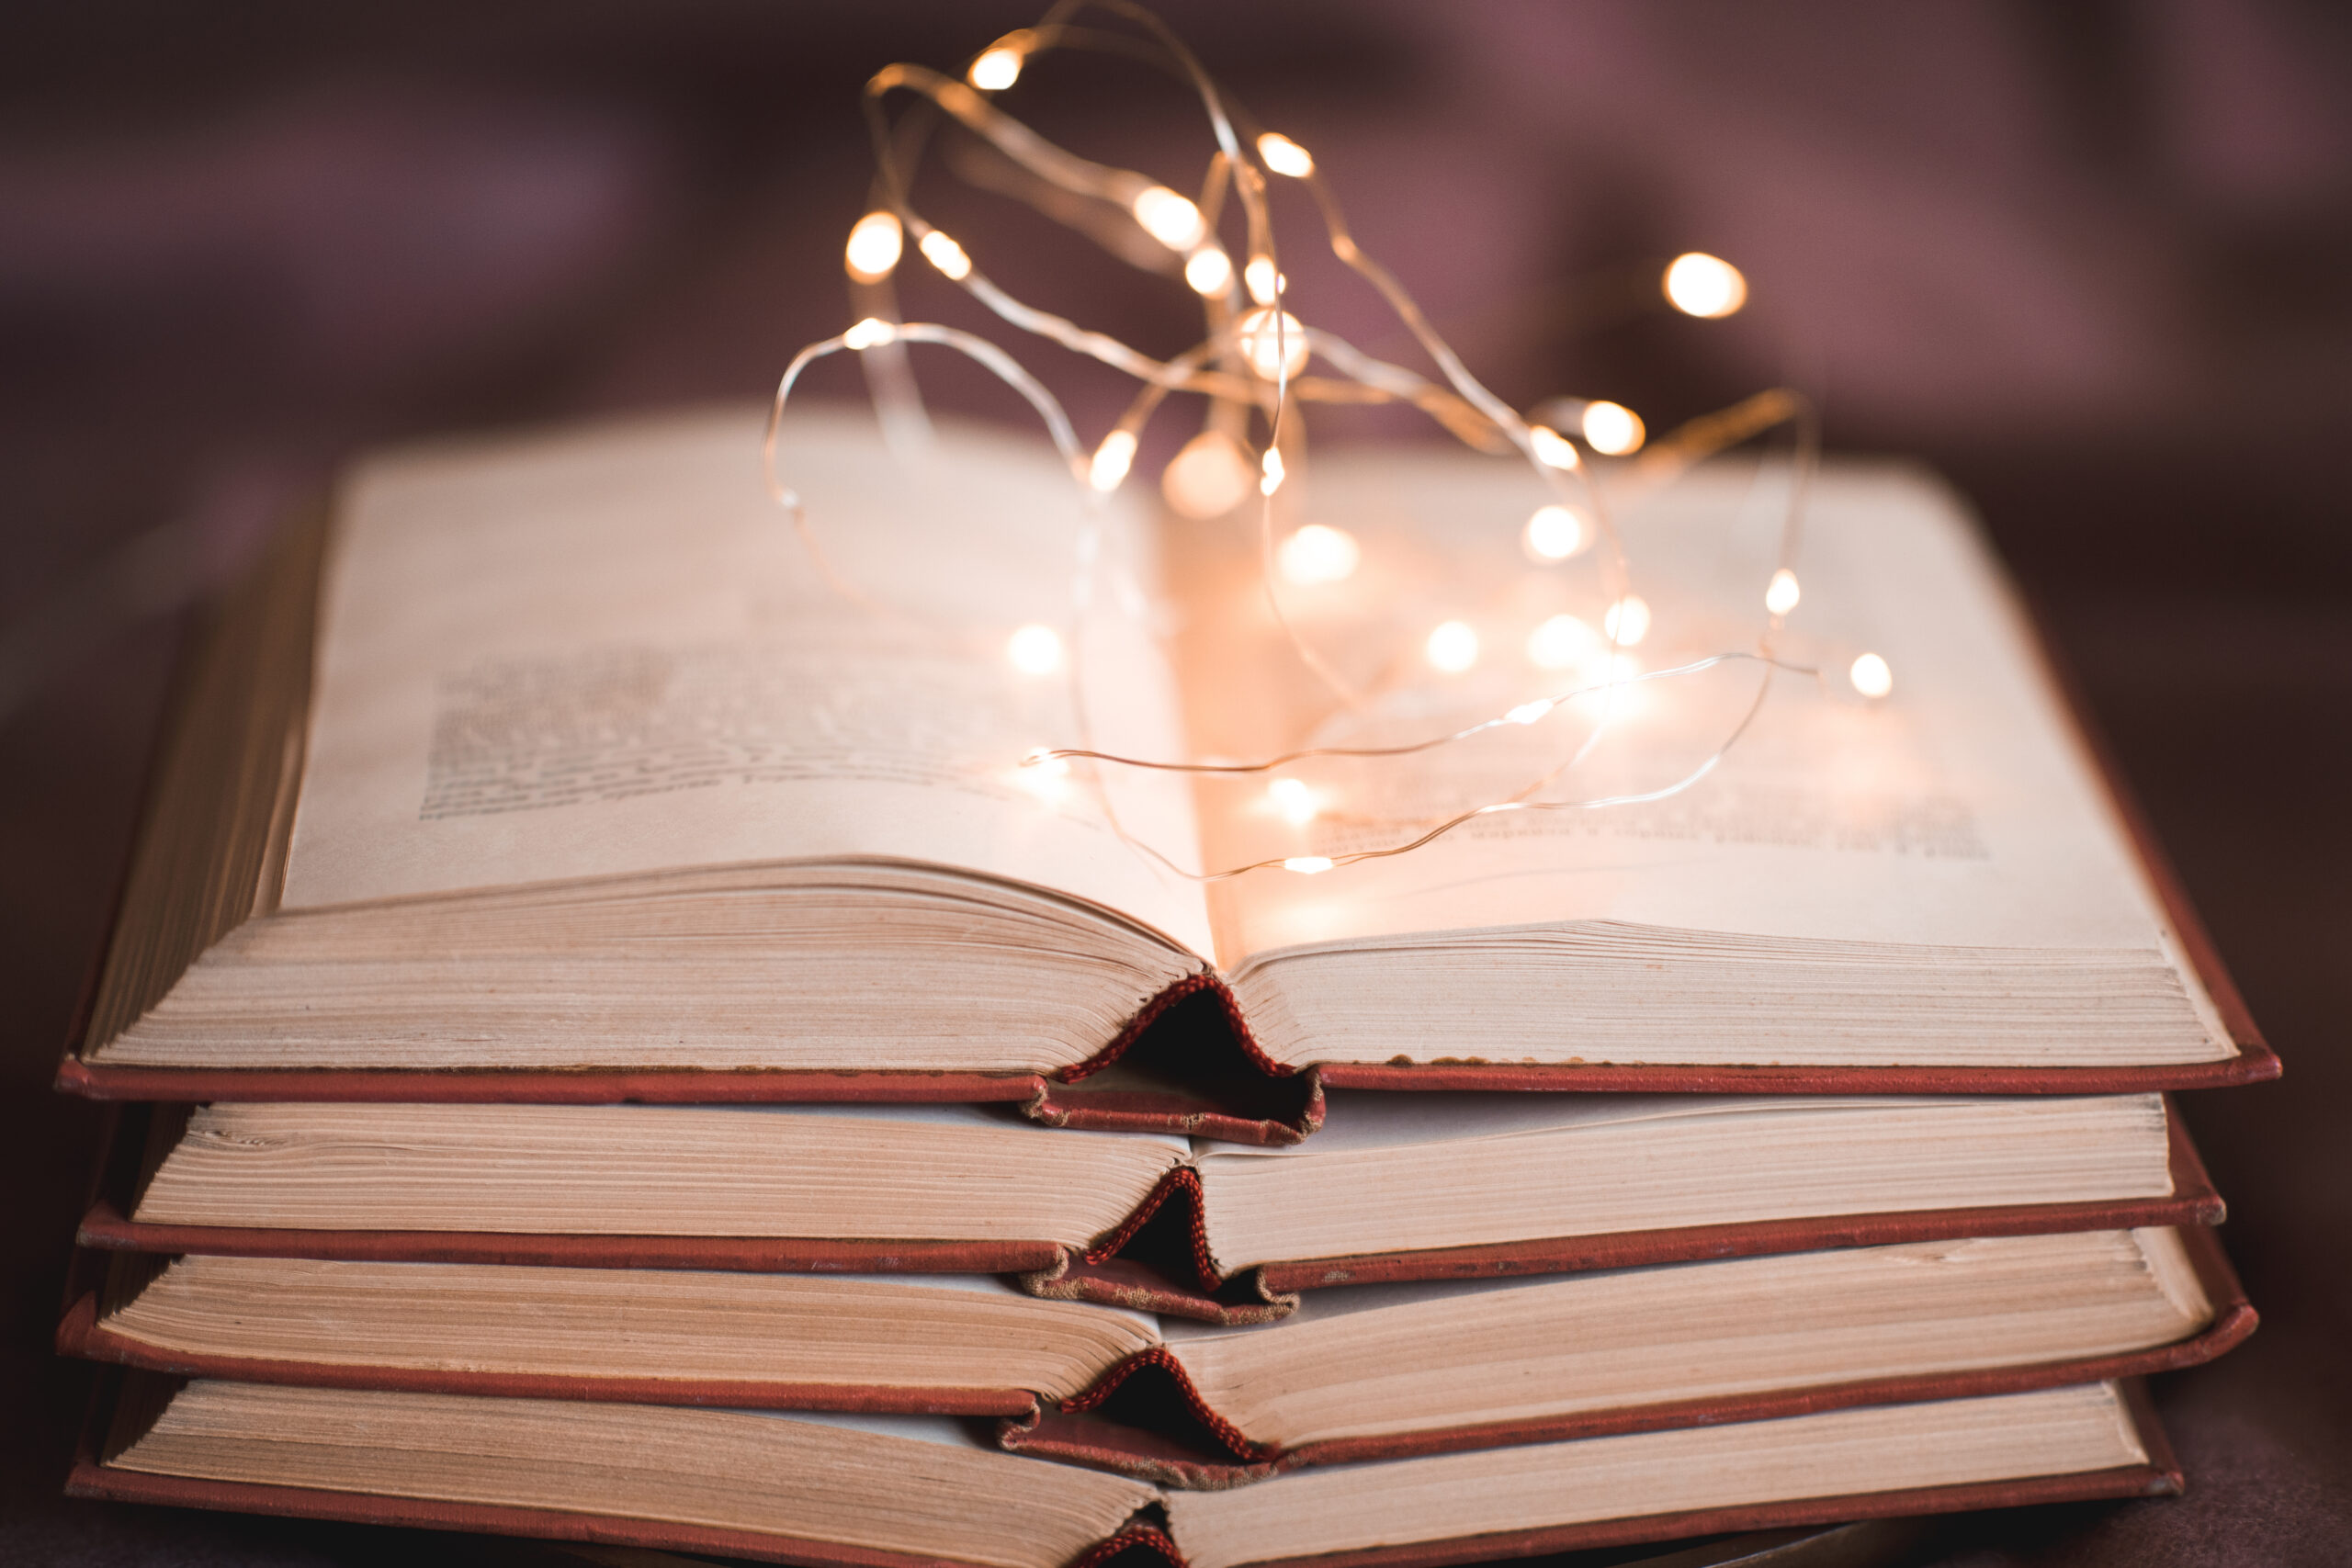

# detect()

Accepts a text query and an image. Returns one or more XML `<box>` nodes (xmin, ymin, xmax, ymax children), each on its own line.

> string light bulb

<box><xmin>1090</xmin><ymin>429</ymin><xmax>1138</xmax><ymax>491</ymax></box>
<box><xmin>1275</xmin><ymin>523</ymin><xmax>1360</xmax><ymax>585</ymax></box>
<box><xmin>1529</xmin><ymin>424</ymin><xmax>1581</xmax><ymax>469</ymax></box>
<box><xmin>1007</xmin><ymin>624</ymin><xmax>1064</xmax><ymax>674</ymax></box>
<box><xmin>969</xmin><ymin>46</ymin><xmax>1024</xmax><ymax>90</ymax></box>
<box><xmin>1580</xmin><ymin>400</ymin><xmax>1645</xmax><ymax>456</ymax></box>
<box><xmin>1183</xmin><ymin>246</ymin><xmax>1233</xmax><ymax>296</ymax></box>
<box><xmin>1526</xmin><ymin>613</ymin><xmax>1602</xmax><ymax>671</ymax></box>
<box><xmin>1283</xmin><ymin>856</ymin><xmax>1335</xmax><ymax>875</ymax></box>
<box><xmin>1244</xmin><ymin>255</ymin><xmax>1283</xmax><ymax>305</ymax></box>
<box><xmin>1425</xmin><ymin>620</ymin><xmax>1480</xmax><ymax>672</ymax></box>
<box><xmin>771</xmin><ymin>8</ymin><xmax>1830</xmax><ymax>884</ymax></box>
<box><xmin>1522</xmin><ymin>503</ymin><xmax>1588</xmax><ymax>562</ymax></box>
<box><xmin>1849</xmin><ymin>651</ymin><xmax>1894</xmax><ymax>698</ymax></box>
<box><xmin>1604</xmin><ymin>594</ymin><xmax>1651</xmax><ymax>646</ymax></box>
<box><xmin>1012</xmin><ymin>750</ymin><xmax>1071</xmax><ymax>803</ymax></box>
<box><xmin>1256</xmin><ymin>132</ymin><xmax>1315</xmax><ymax>177</ymax></box>
<box><xmin>1132</xmin><ymin>186</ymin><xmax>1207</xmax><ymax>250</ymax></box>
<box><xmin>919</xmin><ymin>229</ymin><xmax>972</xmax><ymax>280</ymax></box>
<box><xmin>1765</xmin><ymin>568</ymin><xmax>1801</xmax><ymax>616</ymax></box>
<box><xmin>844</xmin><ymin>211</ymin><xmax>903</xmax><ymax>283</ymax></box>
<box><xmin>1237</xmin><ymin>307</ymin><xmax>1310</xmax><ymax>380</ymax></box>
<box><xmin>1161</xmin><ymin>430</ymin><xmax>1255</xmax><ymax>517</ymax></box>
<box><xmin>1664</xmin><ymin>252</ymin><xmax>1747</xmax><ymax>318</ymax></box>
<box><xmin>967</xmin><ymin>29</ymin><xmax>1036</xmax><ymax>90</ymax></box>
<box><xmin>1267</xmin><ymin>775</ymin><xmax>1318</xmax><ymax>824</ymax></box>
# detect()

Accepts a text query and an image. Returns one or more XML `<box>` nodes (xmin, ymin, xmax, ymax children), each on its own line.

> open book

<box><xmin>60</xmin><ymin>407</ymin><xmax>2270</xmax><ymax>1133</ymax></box>
<box><xmin>81</xmin><ymin>1094</ymin><xmax>2223</xmax><ymax>1321</ymax></box>
<box><xmin>60</xmin><ymin>1225</ymin><xmax>2249</xmax><ymax>1488</ymax></box>
<box><xmin>77</xmin><ymin>1374</ymin><xmax>2181</xmax><ymax>1568</ymax></box>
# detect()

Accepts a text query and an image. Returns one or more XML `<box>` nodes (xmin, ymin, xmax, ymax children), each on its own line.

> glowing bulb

<box><xmin>1244</xmin><ymin>255</ymin><xmax>1284</xmax><ymax>305</ymax></box>
<box><xmin>1007</xmin><ymin>624</ymin><xmax>1063</xmax><ymax>674</ymax></box>
<box><xmin>1283</xmin><ymin>856</ymin><xmax>1334</xmax><ymax>875</ymax></box>
<box><xmin>1237</xmin><ymin>308</ymin><xmax>1310</xmax><ymax>380</ymax></box>
<box><xmin>1526</xmin><ymin>614</ymin><xmax>1602</xmax><ymax>671</ymax></box>
<box><xmin>841</xmin><ymin>317</ymin><xmax>897</xmax><ymax>351</ymax></box>
<box><xmin>1521</xmin><ymin>503</ymin><xmax>1587</xmax><ymax>562</ymax></box>
<box><xmin>1012</xmin><ymin>750</ymin><xmax>1070</xmax><ymax>803</ymax></box>
<box><xmin>843</xmin><ymin>211</ymin><xmax>903</xmax><ymax>283</ymax></box>
<box><xmin>1268</xmin><ymin>776</ymin><xmax>1318</xmax><ymax>825</ymax></box>
<box><xmin>1765</xmin><ymin>568</ymin><xmax>1801</xmax><ymax>616</ymax></box>
<box><xmin>1161</xmin><ymin>430</ymin><xmax>1254</xmax><ymax>517</ymax></box>
<box><xmin>1090</xmin><ymin>430</ymin><xmax>1137</xmax><ymax>492</ymax></box>
<box><xmin>1580</xmin><ymin>400</ymin><xmax>1645</xmax><ymax>456</ymax></box>
<box><xmin>1603</xmin><ymin>594</ymin><xmax>1650</xmax><ymax>647</ymax></box>
<box><xmin>1507</xmin><ymin>698</ymin><xmax>1555</xmax><ymax>725</ymax></box>
<box><xmin>919</xmin><ymin>230</ymin><xmax>972</xmax><ymax>281</ymax></box>
<box><xmin>1426</xmin><ymin>620</ymin><xmax>1480</xmax><ymax>673</ymax></box>
<box><xmin>1664</xmin><ymin>253</ymin><xmax>1747</xmax><ymax>318</ymax></box>
<box><xmin>1259</xmin><ymin>446</ymin><xmax>1286</xmax><ymax>495</ymax></box>
<box><xmin>1529</xmin><ymin>424</ymin><xmax>1581</xmax><ymax>470</ymax></box>
<box><xmin>1850</xmin><ymin>651</ymin><xmax>1894</xmax><ymax>698</ymax></box>
<box><xmin>1276</xmin><ymin>523</ymin><xmax>1360</xmax><ymax>585</ymax></box>
<box><xmin>1257</xmin><ymin>132</ymin><xmax>1316</xmax><ymax>177</ymax></box>
<box><xmin>1132</xmin><ymin>186</ymin><xmax>1206</xmax><ymax>250</ymax></box>
<box><xmin>1184</xmin><ymin>247</ymin><xmax>1233</xmax><ymax>296</ymax></box>
<box><xmin>968</xmin><ymin>46</ymin><xmax>1023</xmax><ymax>91</ymax></box>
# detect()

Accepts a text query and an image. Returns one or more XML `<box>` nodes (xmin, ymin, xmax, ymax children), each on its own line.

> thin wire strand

<box><xmin>774</xmin><ymin>3</ymin><xmax>1831</xmax><ymax>882</ymax></box>
<box><xmin>764</xmin><ymin>321</ymin><xmax>1090</xmax><ymax>622</ymax></box>
<box><xmin>1035</xmin><ymin>650</ymin><xmax>1808</xmax><ymax>773</ymax></box>
<box><xmin>1103</xmin><ymin>656</ymin><xmax>1813</xmax><ymax>884</ymax></box>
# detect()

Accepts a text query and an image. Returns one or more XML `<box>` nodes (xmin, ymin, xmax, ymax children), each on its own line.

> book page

<box><xmin>279</xmin><ymin>406</ymin><xmax>1212</xmax><ymax>957</ymax></box>
<box><xmin>1171</xmin><ymin>454</ymin><xmax>2199</xmax><ymax>976</ymax></box>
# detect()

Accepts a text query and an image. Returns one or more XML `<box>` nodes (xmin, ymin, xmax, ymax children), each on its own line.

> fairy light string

<box><xmin>765</xmin><ymin>1</ymin><xmax>1888</xmax><ymax>883</ymax></box>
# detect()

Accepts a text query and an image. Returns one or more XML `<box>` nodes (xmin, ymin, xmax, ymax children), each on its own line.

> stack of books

<box><xmin>54</xmin><ymin>409</ymin><xmax>2273</xmax><ymax>1568</ymax></box>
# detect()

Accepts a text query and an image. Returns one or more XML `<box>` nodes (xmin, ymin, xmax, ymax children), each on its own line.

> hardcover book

<box><xmin>58</xmin><ymin>409</ymin><xmax>2272</xmax><ymax>1139</ymax></box>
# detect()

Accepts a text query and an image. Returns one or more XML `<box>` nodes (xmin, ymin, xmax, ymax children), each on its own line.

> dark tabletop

<box><xmin>4</xmin><ymin>4</ymin><xmax>2348</xmax><ymax>1564</ymax></box>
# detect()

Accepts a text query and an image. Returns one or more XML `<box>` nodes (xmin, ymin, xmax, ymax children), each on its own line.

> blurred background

<box><xmin>3</xmin><ymin>2</ymin><xmax>2347</xmax><ymax>1562</ymax></box>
